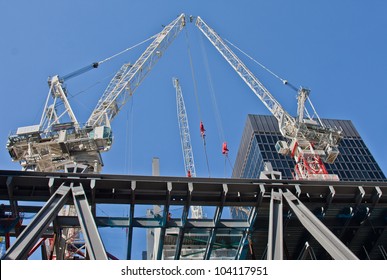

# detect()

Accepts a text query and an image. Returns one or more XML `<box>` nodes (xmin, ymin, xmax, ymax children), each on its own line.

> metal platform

<box><xmin>0</xmin><ymin>169</ymin><xmax>386</xmax><ymax>260</ymax></box>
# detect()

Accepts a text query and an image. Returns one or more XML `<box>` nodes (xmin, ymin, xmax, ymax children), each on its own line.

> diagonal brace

<box><xmin>283</xmin><ymin>189</ymin><xmax>358</xmax><ymax>260</ymax></box>
<box><xmin>71</xmin><ymin>183</ymin><xmax>108</xmax><ymax>260</ymax></box>
<box><xmin>1</xmin><ymin>183</ymin><xmax>71</xmax><ymax>260</ymax></box>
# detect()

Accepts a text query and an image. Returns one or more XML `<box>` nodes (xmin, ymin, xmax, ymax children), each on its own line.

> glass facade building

<box><xmin>232</xmin><ymin>114</ymin><xmax>386</xmax><ymax>182</ymax></box>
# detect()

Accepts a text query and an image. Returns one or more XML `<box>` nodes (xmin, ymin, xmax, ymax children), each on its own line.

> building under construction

<box><xmin>1</xmin><ymin>13</ymin><xmax>387</xmax><ymax>260</ymax></box>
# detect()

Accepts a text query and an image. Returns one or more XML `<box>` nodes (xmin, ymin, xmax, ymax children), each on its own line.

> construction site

<box><xmin>1</xmin><ymin>5</ymin><xmax>387</xmax><ymax>261</ymax></box>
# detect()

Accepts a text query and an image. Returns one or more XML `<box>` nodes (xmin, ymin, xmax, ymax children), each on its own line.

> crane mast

<box><xmin>173</xmin><ymin>78</ymin><xmax>203</xmax><ymax>219</ymax></box>
<box><xmin>195</xmin><ymin>16</ymin><xmax>342</xmax><ymax>180</ymax></box>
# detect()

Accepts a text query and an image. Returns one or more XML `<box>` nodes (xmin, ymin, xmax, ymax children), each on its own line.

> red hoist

<box><xmin>200</xmin><ymin>121</ymin><xmax>206</xmax><ymax>138</ymax></box>
<box><xmin>196</xmin><ymin>16</ymin><xmax>342</xmax><ymax>181</ymax></box>
<box><xmin>222</xmin><ymin>142</ymin><xmax>229</xmax><ymax>155</ymax></box>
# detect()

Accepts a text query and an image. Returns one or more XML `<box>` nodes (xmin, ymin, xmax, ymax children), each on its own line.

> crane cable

<box><xmin>185</xmin><ymin>28</ymin><xmax>211</xmax><ymax>177</ymax></box>
<box><xmin>60</xmin><ymin>34</ymin><xmax>158</xmax><ymax>118</ymax></box>
<box><xmin>124</xmin><ymin>96</ymin><xmax>134</xmax><ymax>174</ymax></box>
<box><xmin>199</xmin><ymin>33</ymin><xmax>234</xmax><ymax>177</ymax></box>
<box><xmin>224</xmin><ymin>38</ymin><xmax>299</xmax><ymax>91</ymax></box>
<box><xmin>98</xmin><ymin>34</ymin><xmax>158</xmax><ymax>65</ymax></box>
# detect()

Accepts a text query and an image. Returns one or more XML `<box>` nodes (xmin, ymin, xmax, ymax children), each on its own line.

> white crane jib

<box><xmin>173</xmin><ymin>78</ymin><xmax>196</xmax><ymax>178</ymax></box>
<box><xmin>195</xmin><ymin>16</ymin><xmax>342</xmax><ymax>180</ymax></box>
<box><xmin>173</xmin><ymin>77</ymin><xmax>203</xmax><ymax>219</ymax></box>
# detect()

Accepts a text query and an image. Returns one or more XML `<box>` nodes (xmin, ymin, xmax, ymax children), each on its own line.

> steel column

<box><xmin>204</xmin><ymin>184</ymin><xmax>227</xmax><ymax>260</ymax></box>
<box><xmin>6</xmin><ymin>176</ymin><xmax>18</xmax><ymax>220</ymax></box>
<box><xmin>267</xmin><ymin>189</ymin><xmax>283</xmax><ymax>260</ymax></box>
<box><xmin>235</xmin><ymin>184</ymin><xmax>265</xmax><ymax>259</ymax></box>
<box><xmin>156</xmin><ymin>182</ymin><xmax>172</xmax><ymax>260</ymax></box>
<box><xmin>174</xmin><ymin>182</ymin><xmax>192</xmax><ymax>260</ymax></box>
<box><xmin>126</xmin><ymin>181</ymin><xmax>136</xmax><ymax>260</ymax></box>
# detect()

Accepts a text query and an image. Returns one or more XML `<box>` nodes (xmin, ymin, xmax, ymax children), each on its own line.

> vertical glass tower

<box><xmin>232</xmin><ymin>114</ymin><xmax>386</xmax><ymax>182</ymax></box>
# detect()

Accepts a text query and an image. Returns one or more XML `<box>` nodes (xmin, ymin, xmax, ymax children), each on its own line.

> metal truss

<box><xmin>0</xmin><ymin>170</ymin><xmax>386</xmax><ymax>260</ymax></box>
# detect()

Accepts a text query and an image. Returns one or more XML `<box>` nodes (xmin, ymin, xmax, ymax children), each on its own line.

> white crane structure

<box><xmin>173</xmin><ymin>77</ymin><xmax>203</xmax><ymax>219</ymax></box>
<box><xmin>195</xmin><ymin>16</ymin><xmax>342</xmax><ymax>181</ymax></box>
<box><xmin>7</xmin><ymin>14</ymin><xmax>186</xmax><ymax>173</ymax></box>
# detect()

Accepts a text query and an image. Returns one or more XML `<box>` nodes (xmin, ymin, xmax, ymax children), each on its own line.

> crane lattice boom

<box><xmin>173</xmin><ymin>78</ymin><xmax>196</xmax><ymax>178</ymax></box>
<box><xmin>173</xmin><ymin>78</ymin><xmax>203</xmax><ymax>219</ymax></box>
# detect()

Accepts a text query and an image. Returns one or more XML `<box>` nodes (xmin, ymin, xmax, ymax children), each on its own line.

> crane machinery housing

<box><xmin>7</xmin><ymin>13</ymin><xmax>342</xmax><ymax>181</ymax></box>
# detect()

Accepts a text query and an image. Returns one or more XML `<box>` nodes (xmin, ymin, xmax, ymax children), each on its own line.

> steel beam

<box><xmin>6</xmin><ymin>176</ymin><xmax>18</xmax><ymax>220</ymax></box>
<box><xmin>174</xmin><ymin>182</ymin><xmax>193</xmax><ymax>260</ymax></box>
<box><xmin>71</xmin><ymin>183</ymin><xmax>108</xmax><ymax>260</ymax></box>
<box><xmin>1</xmin><ymin>183</ymin><xmax>71</xmax><ymax>260</ymax></box>
<box><xmin>235</xmin><ymin>184</ymin><xmax>265</xmax><ymax>259</ymax></box>
<box><xmin>283</xmin><ymin>189</ymin><xmax>358</xmax><ymax>260</ymax></box>
<box><xmin>267</xmin><ymin>189</ymin><xmax>283</xmax><ymax>260</ymax></box>
<box><xmin>156</xmin><ymin>182</ymin><xmax>172</xmax><ymax>260</ymax></box>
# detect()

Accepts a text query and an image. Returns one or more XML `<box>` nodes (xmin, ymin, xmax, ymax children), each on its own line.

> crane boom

<box><xmin>87</xmin><ymin>14</ymin><xmax>186</xmax><ymax>128</ymax></box>
<box><xmin>173</xmin><ymin>78</ymin><xmax>196</xmax><ymax>178</ymax></box>
<box><xmin>173</xmin><ymin>78</ymin><xmax>203</xmax><ymax>219</ymax></box>
<box><xmin>195</xmin><ymin>17</ymin><xmax>296</xmax><ymax>139</ymax></box>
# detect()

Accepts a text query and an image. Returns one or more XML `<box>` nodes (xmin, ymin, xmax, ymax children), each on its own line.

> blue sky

<box><xmin>1</xmin><ymin>1</ymin><xmax>387</xmax><ymax>259</ymax></box>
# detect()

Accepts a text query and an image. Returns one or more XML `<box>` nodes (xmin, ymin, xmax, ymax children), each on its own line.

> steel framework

<box><xmin>0</xmin><ymin>169</ymin><xmax>386</xmax><ymax>260</ymax></box>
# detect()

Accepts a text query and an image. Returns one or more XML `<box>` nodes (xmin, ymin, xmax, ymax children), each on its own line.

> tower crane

<box><xmin>7</xmin><ymin>14</ymin><xmax>186</xmax><ymax>173</ymax></box>
<box><xmin>173</xmin><ymin>77</ymin><xmax>203</xmax><ymax>219</ymax></box>
<box><xmin>195</xmin><ymin>17</ymin><xmax>342</xmax><ymax>181</ymax></box>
